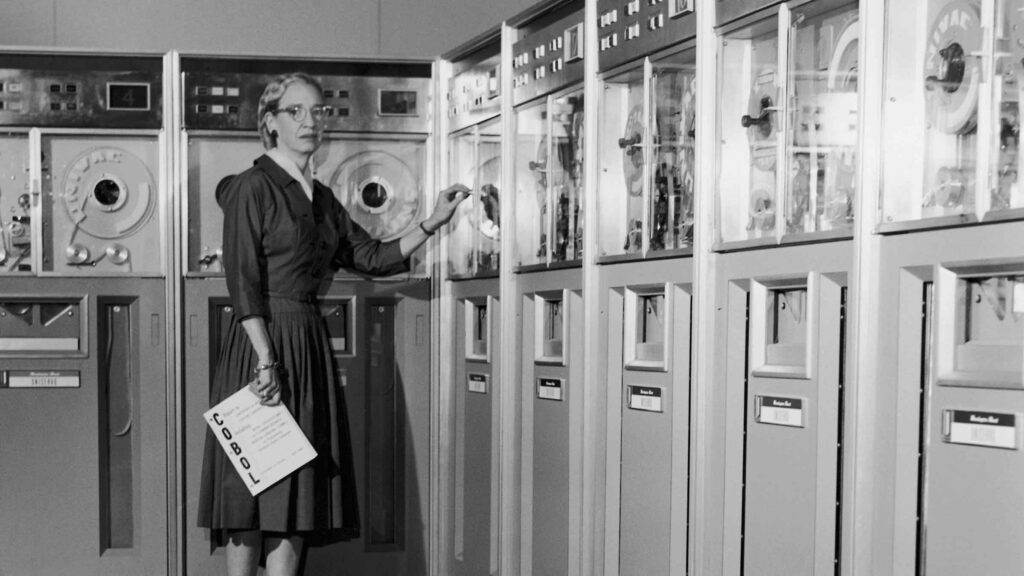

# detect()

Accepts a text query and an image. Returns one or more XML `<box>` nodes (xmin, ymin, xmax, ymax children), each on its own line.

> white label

<box><xmin>756</xmin><ymin>395</ymin><xmax>804</xmax><ymax>427</ymax></box>
<box><xmin>946</xmin><ymin>410</ymin><xmax>1018</xmax><ymax>450</ymax></box>
<box><xmin>537</xmin><ymin>377</ymin><xmax>564</xmax><ymax>401</ymax></box>
<box><xmin>5</xmin><ymin>370</ymin><xmax>80</xmax><ymax>388</ymax></box>
<box><xmin>467</xmin><ymin>373</ymin><xmax>488</xmax><ymax>394</ymax></box>
<box><xmin>628</xmin><ymin>385</ymin><xmax>664</xmax><ymax>413</ymax></box>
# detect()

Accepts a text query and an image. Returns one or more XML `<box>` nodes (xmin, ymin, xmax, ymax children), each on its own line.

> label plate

<box><xmin>945</xmin><ymin>410</ymin><xmax>1018</xmax><ymax>450</ymax></box>
<box><xmin>537</xmin><ymin>377</ymin><xmax>564</xmax><ymax>401</ymax></box>
<box><xmin>627</xmin><ymin>385</ymin><xmax>664</xmax><ymax>413</ymax></box>
<box><xmin>756</xmin><ymin>395</ymin><xmax>804</xmax><ymax>427</ymax></box>
<box><xmin>467</xmin><ymin>372</ymin><xmax>489</xmax><ymax>394</ymax></box>
<box><xmin>3</xmin><ymin>370</ymin><xmax>80</xmax><ymax>388</ymax></box>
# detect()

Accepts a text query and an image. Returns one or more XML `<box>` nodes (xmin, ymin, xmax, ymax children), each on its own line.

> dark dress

<box><xmin>198</xmin><ymin>154</ymin><xmax>408</xmax><ymax>540</ymax></box>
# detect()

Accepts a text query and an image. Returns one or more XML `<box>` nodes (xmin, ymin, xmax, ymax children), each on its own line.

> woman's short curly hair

<box><xmin>256</xmin><ymin>72</ymin><xmax>324</xmax><ymax>149</ymax></box>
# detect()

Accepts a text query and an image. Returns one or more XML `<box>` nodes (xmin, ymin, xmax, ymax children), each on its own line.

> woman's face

<box><xmin>265</xmin><ymin>80</ymin><xmax>324</xmax><ymax>157</ymax></box>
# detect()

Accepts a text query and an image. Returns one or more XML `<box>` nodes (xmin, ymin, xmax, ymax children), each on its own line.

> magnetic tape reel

<box><xmin>60</xmin><ymin>146</ymin><xmax>157</xmax><ymax>268</ymax></box>
<box><xmin>330</xmin><ymin>150</ymin><xmax>421</xmax><ymax>241</ymax></box>
<box><xmin>923</xmin><ymin>0</ymin><xmax>982</xmax><ymax>135</ymax></box>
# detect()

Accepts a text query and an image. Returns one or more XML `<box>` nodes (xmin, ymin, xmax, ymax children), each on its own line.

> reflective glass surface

<box><xmin>448</xmin><ymin>130</ymin><xmax>476</xmax><ymax>276</ymax></box>
<box><xmin>515</xmin><ymin>101</ymin><xmax>548</xmax><ymax>267</ymax></box>
<box><xmin>477</xmin><ymin>119</ymin><xmax>502</xmax><ymax>274</ymax></box>
<box><xmin>551</xmin><ymin>90</ymin><xmax>584</xmax><ymax>263</ymax></box>
<box><xmin>598</xmin><ymin>67</ymin><xmax>646</xmax><ymax>256</ymax></box>
<box><xmin>882</xmin><ymin>0</ymin><xmax>981</xmax><ymax>223</ymax></box>
<box><xmin>785</xmin><ymin>2</ymin><xmax>858</xmax><ymax>235</ymax></box>
<box><xmin>990</xmin><ymin>0</ymin><xmax>1023</xmax><ymax>213</ymax></box>
<box><xmin>717</xmin><ymin>18</ymin><xmax>780</xmax><ymax>243</ymax></box>
<box><xmin>650</xmin><ymin>50</ymin><xmax>697</xmax><ymax>251</ymax></box>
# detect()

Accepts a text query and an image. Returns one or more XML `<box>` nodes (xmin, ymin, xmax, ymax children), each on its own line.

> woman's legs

<box><xmin>264</xmin><ymin>533</ymin><xmax>304</xmax><ymax>576</ymax></box>
<box><xmin>225</xmin><ymin>530</ymin><xmax>261</xmax><ymax>576</ymax></box>
<box><xmin>225</xmin><ymin>530</ymin><xmax>304</xmax><ymax>576</ymax></box>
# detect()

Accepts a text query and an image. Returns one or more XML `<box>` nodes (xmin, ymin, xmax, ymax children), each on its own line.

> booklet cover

<box><xmin>204</xmin><ymin>387</ymin><xmax>317</xmax><ymax>496</ymax></box>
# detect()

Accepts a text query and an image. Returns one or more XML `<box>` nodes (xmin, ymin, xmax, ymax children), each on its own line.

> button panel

<box><xmin>183</xmin><ymin>57</ymin><xmax>431</xmax><ymax>134</ymax></box>
<box><xmin>596</xmin><ymin>0</ymin><xmax>696</xmax><ymax>72</ymax></box>
<box><xmin>0</xmin><ymin>54</ymin><xmax>161</xmax><ymax>128</ymax></box>
<box><xmin>446</xmin><ymin>41</ymin><xmax>502</xmax><ymax>133</ymax></box>
<box><xmin>511</xmin><ymin>11</ymin><xmax>586</xmax><ymax>106</ymax></box>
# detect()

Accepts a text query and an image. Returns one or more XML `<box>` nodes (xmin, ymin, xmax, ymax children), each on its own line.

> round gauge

<box><xmin>60</xmin><ymin>147</ymin><xmax>156</xmax><ymax>240</ymax></box>
<box><xmin>923</xmin><ymin>0</ymin><xmax>982</xmax><ymax>135</ymax></box>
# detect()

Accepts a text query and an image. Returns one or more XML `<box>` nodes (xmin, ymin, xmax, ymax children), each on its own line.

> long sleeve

<box><xmin>330</xmin><ymin>198</ymin><xmax>410</xmax><ymax>277</ymax></box>
<box><xmin>220</xmin><ymin>172</ymin><xmax>269</xmax><ymax>321</ymax></box>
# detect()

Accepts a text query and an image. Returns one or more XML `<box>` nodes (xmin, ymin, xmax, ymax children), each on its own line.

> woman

<box><xmin>198</xmin><ymin>72</ymin><xmax>469</xmax><ymax>576</ymax></box>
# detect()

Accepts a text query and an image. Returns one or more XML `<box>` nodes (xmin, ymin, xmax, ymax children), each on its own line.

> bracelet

<box><xmin>253</xmin><ymin>360</ymin><xmax>279</xmax><ymax>374</ymax></box>
<box><xmin>419</xmin><ymin>221</ymin><xmax>436</xmax><ymax>236</ymax></box>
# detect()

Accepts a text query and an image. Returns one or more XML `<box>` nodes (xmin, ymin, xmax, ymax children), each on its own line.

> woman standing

<box><xmin>198</xmin><ymin>72</ymin><xmax>468</xmax><ymax>576</ymax></box>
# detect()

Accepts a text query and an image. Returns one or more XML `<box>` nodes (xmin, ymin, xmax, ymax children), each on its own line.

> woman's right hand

<box><xmin>249</xmin><ymin>364</ymin><xmax>282</xmax><ymax>406</ymax></box>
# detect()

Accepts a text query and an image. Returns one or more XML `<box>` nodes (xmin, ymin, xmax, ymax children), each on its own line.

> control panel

<box><xmin>446</xmin><ymin>46</ymin><xmax>502</xmax><ymax>134</ymax></box>
<box><xmin>715</xmin><ymin>0</ymin><xmax>783</xmax><ymax>27</ymax></box>
<box><xmin>511</xmin><ymin>12</ymin><xmax>586</xmax><ymax>106</ymax></box>
<box><xmin>183</xmin><ymin>58</ymin><xmax>432</xmax><ymax>134</ymax></box>
<box><xmin>0</xmin><ymin>54</ymin><xmax>162</xmax><ymax>129</ymax></box>
<box><xmin>597</xmin><ymin>0</ymin><xmax>696</xmax><ymax>72</ymax></box>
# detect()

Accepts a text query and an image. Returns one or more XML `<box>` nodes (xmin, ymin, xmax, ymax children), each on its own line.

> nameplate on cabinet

<box><xmin>537</xmin><ymin>377</ymin><xmax>564</xmax><ymax>401</ymax></box>
<box><xmin>467</xmin><ymin>372</ymin><xmax>489</xmax><ymax>394</ymax></box>
<box><xmin>627</xmin><ymin>385</ymin><xmax>663</xmax><ymax>413</ymax></box>
<box><xmin>755</xmin><ymin>395</ymin><xmax>804</xmax><ymax>428</ymax></box>
<box><xmin>944</xmin><ymin>410</ymin><xmax>1018</xmax><ymax>450</ymax></box>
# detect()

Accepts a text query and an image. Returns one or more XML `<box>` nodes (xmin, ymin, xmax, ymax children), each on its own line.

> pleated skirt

<box><xmin>198</xmin><ymin>296</ymin><xmax>360</xmax><ymax>541</ymax></box>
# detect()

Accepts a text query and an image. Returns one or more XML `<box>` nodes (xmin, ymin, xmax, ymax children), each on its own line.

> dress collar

<box><xmin>264</xmin><ymin>149</ymin><xmax>314</xmax><ymax>200</ymax></box>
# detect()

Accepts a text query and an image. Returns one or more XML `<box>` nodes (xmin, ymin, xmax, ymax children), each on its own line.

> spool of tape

<box><xmin>331</xmin><ymin>150</ymin><xmax>420</xmax><ymax>240</ymax></box>
<box><xmin>60</xmin><ymin>146</ymin><xmax>156</xmax><ymax>240</ymax></box>
<box><xmin>923</xmin><ymin>0</ymin><xmax>981</xmax><ymax>135</ymax></box>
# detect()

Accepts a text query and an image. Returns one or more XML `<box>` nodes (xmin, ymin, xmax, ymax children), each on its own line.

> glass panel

<box><xmin>477</xmin><ymin>119</ymin><xmax>502</xmax><ymax>274</ymax></box>
<box><xmin>786</xmin><ymin>2</ymin><xmax>858</xmax><ymax>235</ymax></box>
<box><xmin>718</xmin><ymin>18</ymin><xmax>781</xmax><ymax>243</ymax></box>
<box><xmin>551</xmin><ymin>90</ymin><xmax>585</xmax><ymax>263</ymax></box>
<box><xmin>882</xmin><ymin>0</ymin><xmax>981</xmax><ymax>223</ymax></box>
<box><xmin>598</xmin><ymin>67</ymin><xmax>646</xmax><ymax>257</ymax></box>
<box><xmin>989</xmin><ymin>0</ymin><xmax>1023</xmax><ymax>214</ymax></box>
<box><xmin>515</xmin><ymin>101</ymin><xmax>548</xmax><ymax>267</ymax></box>
<box><xmin>448</xmin><ymin>130</ymin><xmax>476</xmax><ymax>276</ymax></box>
<box><xmin>0</xmin><ymin>134</ymin><xmax>32</xmax><ymax>273</ymax></box>
<box><xmin>651</xmin><ymin>50</ymin><xmax>697</xmax><ymax>252</ymax></box>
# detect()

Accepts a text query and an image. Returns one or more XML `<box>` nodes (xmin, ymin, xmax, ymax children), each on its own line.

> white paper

<box><xmin>204</xmin><ymin>387</ymin><xmax>317</xmax><ymax>496</ymax></box>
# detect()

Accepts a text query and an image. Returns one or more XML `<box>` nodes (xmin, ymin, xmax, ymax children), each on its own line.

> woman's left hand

<box><xmin>422</xmin><ymin>183</ymin><xmax>472</xmax><ymax>232</ymax></box>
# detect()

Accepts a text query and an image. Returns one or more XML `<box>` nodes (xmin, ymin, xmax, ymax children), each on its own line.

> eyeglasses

<box><xmin>274</xmin><ymin>104</ymin><xmax>333</xmax><ymax>123</ymax></box>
